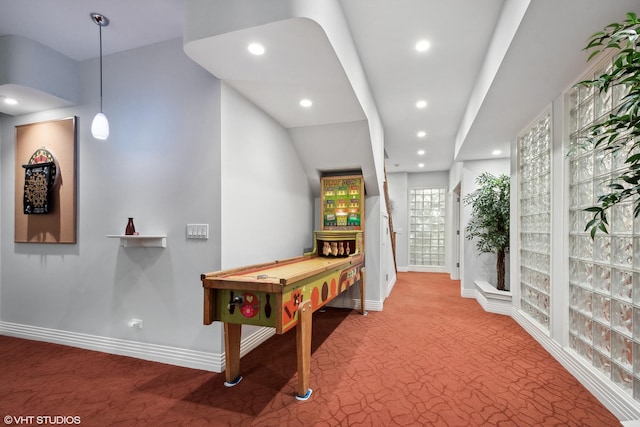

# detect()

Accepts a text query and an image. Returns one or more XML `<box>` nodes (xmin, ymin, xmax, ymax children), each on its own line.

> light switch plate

<box><xmin>187</xmin><ymin>224</ymin><xmax>209</xmax><ymax>239</ymax></box>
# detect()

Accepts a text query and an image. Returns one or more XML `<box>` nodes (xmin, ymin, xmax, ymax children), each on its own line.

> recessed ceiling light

<box><xmin>247</xmin><ymin>43</ymin><xmax>265</xmax><ymax>55</ymax></box>
<box><xmin>416</xmin><ymin>100</ymin><xmax>427</xmax><ymax>109</ymax></box>
<box><xmin>4</xmin><ymin>97</ymin><xmax>18</xmax><ymax>105</ymax></box>
<box><xmin>417</xmin><ymin>131</ymin><xmax>427</xmax><ymax>138</ymax></box>
<box><xmin>415</xmin><ymin>40</ymin><xmax>431</xmax><ymax>52</ymax></box>
<box><xmin>418</xmin><ymin>163</ymin><xmax>425</xmax><ymax>168</ymax></box>
<box><xmin>492</xmin><ymin>149</ymin><xmax>502</xmax><ymax>156</ymax></box>
<box><xmin>300</xmin><ymin>99</ymin><xmax>313</xmax><ymax>108</ymax></box>
<box><xmin>417</xmin><ymin>150</ymin><xmax>425</xmax><ymax>155</ymax></box>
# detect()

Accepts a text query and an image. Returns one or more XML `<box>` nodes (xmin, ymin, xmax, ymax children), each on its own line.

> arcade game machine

<box><xmin>200</xmin><ymin>174</ymin><xmax>366</xmax><ymax>400</ymax></box>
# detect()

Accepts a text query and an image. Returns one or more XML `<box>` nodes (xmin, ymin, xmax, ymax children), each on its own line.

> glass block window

<box><xmin>567</xmin><ymin>57</ymin><xmax>638</xmax><ymax>399</ymax></box>
<box><xmin>409</xmin><ymin>188</ymin><xmax>446</xmax><ymax>267</ymax></box>
<box><xmin>519</xmin><ymin>111</ymin><xmax>551</xmax><ymax>331</ymax></box>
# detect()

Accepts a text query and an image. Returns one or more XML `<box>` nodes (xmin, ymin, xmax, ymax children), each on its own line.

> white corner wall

<box><xmin>0</xmin><ymin>38</ymin><xmax>226</xmax><ymax>369</ymax></box>
<box><xmin>364</xmin><ymin>196</ymin><xmax>383</xmax><ymax>308</ymax></box>
<box><xmin>387</xmin><ymin>173</ymin><xmax>408</xmax><ymax>271</ymax></box>
<box><xmin>220</xmin><ymin>83</ymin><xmax>314</xmax><ymax>268</ymax></box>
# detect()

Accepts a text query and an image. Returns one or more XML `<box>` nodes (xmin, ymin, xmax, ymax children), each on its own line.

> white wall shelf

<box><xmin>106</xmin><ymin>235</ymin><xmax>167</xmax><ymax>248</ymax></box>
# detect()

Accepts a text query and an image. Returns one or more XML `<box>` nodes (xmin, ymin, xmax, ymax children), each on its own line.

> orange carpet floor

<box><xmin>0</xmin><ymin>272</ymin><xmax>620</xmax><ymax>426</ymax></box>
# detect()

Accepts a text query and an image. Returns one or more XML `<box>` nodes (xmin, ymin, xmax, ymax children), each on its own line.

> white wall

<box><xmin>288</xmin><ymin>120</ymin><xmax>371</xmax><ymax>196</ymax></box>
<box><xmin>460</xmin><ymin>159</ymin><xmax>510</xmax><ymax>296</ymax></box>
<box><xmin>387</xmin><ymin>171</ymin><xmax>450</xmax><ymax>272</ymax></box>
<box><xmin>387</xmin><ymin>173</ymin><xmax>407</xmax><ymax>271</ymax></box>
<box><xmin>407</xmin><ymin>171</ymin><xmax>449</xmax><ymax>189</ymax></box>
<box><xmin>448</xmin><ymin>162</ymin><xmax>463</xmax><ymax>194</ymax></box>
<box><xmin>0</xmin><ymin>35</ymin><xmax>80</xmax><ymax>105</ymax></box>
<box><xmin>382</xmin><ymin>210</ymin><xmax>396</xmax><ymax>298</ymax></box>
<box><xmin>449</xmin><ymin>162</ymin><xmax>463</xmax><ymax>281</ymax></box>
<box><xmin>220</xmin><ymin>83</ymin><xmax>313</xmax><ymax>268</ymax></box>
<box><xmin>0</xmin><ymin>38</ymin><xmax>226</xmax><ymax>364</ymax></box>
<box><xmin>364</xmin><ymin>196</ymin><xmax>383</xmax><ymax>307</ymax></box>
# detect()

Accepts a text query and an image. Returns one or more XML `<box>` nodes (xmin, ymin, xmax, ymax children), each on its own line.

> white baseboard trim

<box><xmin>386</xmin><ymin>274</ymin><xmax>397</xmax><ymax>298</ymax></box>
<box><xmin>397</xmin><ymin>266</ymin><xmax>409</xmax><ymax>272</ymax></box>
<box><xmin>0</xmin><ymin>321</ymin><xmax>275</xmax><ymax>374</ymax></box>
<box><xmin>512</xmin><ymin>310</ymin><xmax>640</xmax><ymax>421</ymax></box>
<box><xmin>408</xmin><ymin>266</ymin><xmax>447</xmax><ymax>273</ymax></box>
<box><xmin>461</xmin><ymin>288</ymin><xmax>476</xmax><ymax>298</ymax></box>
<box><xmin>474</xmin><ymin>280</ymin><xmax>512</xmax><ymax>316</ymax></box>
<box><xmin>327</xmin><ymin>297</ymin><xmax>383</xmax><ymax>312</ymax></box>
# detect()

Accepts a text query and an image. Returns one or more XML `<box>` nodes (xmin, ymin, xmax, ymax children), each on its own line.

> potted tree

<box><xmin>575</xmin><ymin>12</ymin><xmax>640</xmax><ymax>236</ymax></box>
<box><xmin>464</xmin><ymin>172</ymin><xmax>510</xmax><ymax>291</ymax></box>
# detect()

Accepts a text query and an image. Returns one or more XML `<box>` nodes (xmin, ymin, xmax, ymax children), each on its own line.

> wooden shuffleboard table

<box><xmin>201</xmin><ymin>230</ymin><xmax>365</xmax><ymax>400</ymax></box>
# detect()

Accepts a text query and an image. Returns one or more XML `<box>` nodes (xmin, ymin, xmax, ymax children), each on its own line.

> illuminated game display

<box><xmin>200</xmin><ymin>174</ymin><xmax>365</xmax><ymax>401</ymax></box>
<box><xmin>321</xmin><ymin>175</ymin><xmax>363</xmax><ymax>230</ymax></box>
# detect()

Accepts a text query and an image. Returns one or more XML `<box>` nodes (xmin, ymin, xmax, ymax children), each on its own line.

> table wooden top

<box><xmin>201</xmin><ymin>254</ymin><xmax>362</xmax><ymax>292</ymax></box>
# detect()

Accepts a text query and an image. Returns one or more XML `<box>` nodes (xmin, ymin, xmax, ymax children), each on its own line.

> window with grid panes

<box><xmin>409</xmin><ymin>188</ymin><xmax>445</xmax><ymax>267</ymax></box>
<box><xmin>567</xmin><ymin>55</ymin><xmax>638</xmax><ymax>399</ymax></box>
<box><xmin>518</xmin><ymin>110</ymin><xmax>551</xmax><ymax>331</ymax></box>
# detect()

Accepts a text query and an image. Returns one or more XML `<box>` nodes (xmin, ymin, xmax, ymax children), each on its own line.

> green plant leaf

<box><xmin>573</xmin><ymin>12</ymin><xmax>640</xmax><ymax>237</ymax></box>
<box><xmin>584</xmin><ymin>217</ymin><xmax>599</xmax><ymax>231</ymax></box>
<box><xmin>464</xmin><ymin>173</ymin><xmax>510</xmax><ymax>254</ymax></box>
<box><xmin>588</xmin><ymin>49</ymin><xmax>602</xmax><ymax>61</ymax></box>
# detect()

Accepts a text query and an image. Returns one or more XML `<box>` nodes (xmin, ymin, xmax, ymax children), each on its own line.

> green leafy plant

<box><xmin>464</xmin><ymin>172</ymin><xmax>510</xmax><ymax>291</ymax></box>
<box><xmin>575</xmin><ymin>12</ymin><xmax>640</xmax><ymax>237</ymax></box>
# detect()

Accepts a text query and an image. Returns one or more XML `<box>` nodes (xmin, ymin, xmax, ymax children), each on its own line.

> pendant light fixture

<box><xmin>90</xmin><ymin>13</ymin><xmax>110</xmax><ymax>140</ymax></box>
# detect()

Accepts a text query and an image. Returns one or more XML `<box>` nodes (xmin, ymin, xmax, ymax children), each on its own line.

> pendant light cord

<box><xmin>99</xmin><ymin>23</ymin><xmax>103</xmax><ymax>114</ymax></box>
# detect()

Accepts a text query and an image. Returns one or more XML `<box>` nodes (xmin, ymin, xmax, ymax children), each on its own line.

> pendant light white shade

<box><xmin>91</xmin><ymin>112</ymin><xmax>109</xmax><ymax>140</ymax></box>
<box><xmin>91</xmin><ymin>13</ymin><xmax>109</xmax><ymax>141</ymax></box>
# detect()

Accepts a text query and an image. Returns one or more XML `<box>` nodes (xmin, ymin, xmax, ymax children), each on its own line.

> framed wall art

<box><xmin>14</xmin><ymin>117</ymin><xmax>77</xmax><ymax>243</ymax></box>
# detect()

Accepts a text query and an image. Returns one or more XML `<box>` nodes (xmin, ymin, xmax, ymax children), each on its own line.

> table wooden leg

<box><xmin>203</xmin><ymin>288</ymin><xmax>214</xmax><ymax>325</ymax></box>
<box><xmin>223</xmin><ymin>322</ymin><xmax>243</xmax><ymax>387</ymax></box>
<box><xmin>360</xmin><ymin>267</ymin><xmax>367</xmax><ymax>315</ymax></box>
<box><xmin>295</xmin><ymin>300</ymin><xmax>313</xmax><ymax>401</ymax></box>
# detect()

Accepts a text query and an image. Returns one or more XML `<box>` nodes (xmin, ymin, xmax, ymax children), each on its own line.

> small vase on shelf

<box><xmin>125</xmin><ymin>218</ymin><xmax>136</xmax><ymax>236</ymax></box>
